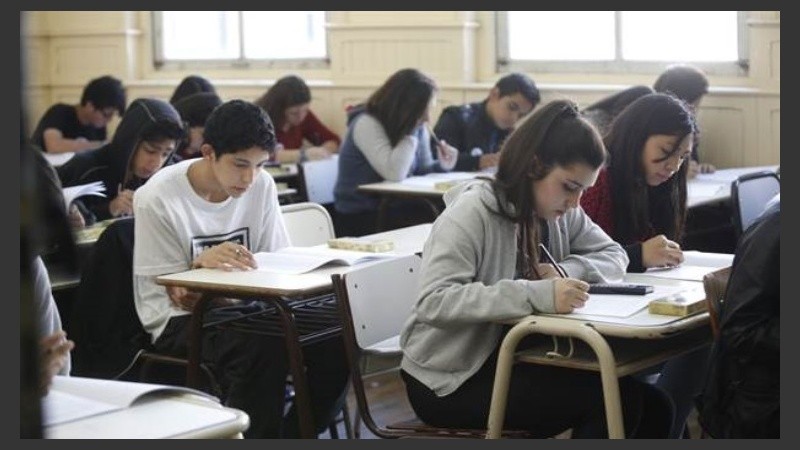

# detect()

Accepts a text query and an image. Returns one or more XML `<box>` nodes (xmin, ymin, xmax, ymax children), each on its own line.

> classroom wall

<box><xmin>21</xmin><ymin>11</ymin><xmax>780</xmax><ymax>168</ymax></box>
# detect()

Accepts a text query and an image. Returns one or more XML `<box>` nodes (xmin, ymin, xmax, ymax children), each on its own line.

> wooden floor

<box><xmin>320</xmin><ymin>371</ymin><xmax>704</xmax><ymax>440</ymax></box>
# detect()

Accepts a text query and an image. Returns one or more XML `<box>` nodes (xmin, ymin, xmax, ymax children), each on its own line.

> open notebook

<box><xmin>42</xmin><ymin>376</ymin><xmax>215</xmax><ymax>427</ymax></box>
<box><xmin>254</xmin><ymin>246</ymin><xmax>398</xmax><ymax>275</ymax></box>
<box><xmin>644</xmin><ymin>251</ymin><xmax>734</xmax><ymax>282</ymax></box>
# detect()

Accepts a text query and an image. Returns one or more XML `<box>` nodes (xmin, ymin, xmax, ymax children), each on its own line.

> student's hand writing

<box><xmin>536</xmin><ymin>263</ymin><xmax>561</xmax><ymax>280</ymax></box>
<box><xmin>436</xmin><ymin>140</ymin><xmax>459</xmax><ymax>171</ymax></box>
<box><xmin>166</xmin><ymin>285</ymin><xmax>203</xmax><ymax>312</ymax></box>
<box><xmin>642</xmin><ymin>234</ymin><xmax>684</xmax><ymax>268</ymax></box>
<box><xmin>553</xmin><ymin>278</ymin><xmax>590</xmax><ymax>314</ymax></box>
<box><xmin>109</xmin><ymin>185</ymin><xmax>135</xmax><ymax>217</ymax></box>
<box><xmin>192</xmin><ymin>242</ymin><xmax>256</xmax><ymax>271</ymax></box>
<box><xmin>478</xmin><ymin>153</ymin><xmax>500</xmax><ymax>170</ymax></box>
<box><xmin>39</xmin><ymin>330</ymin><xmax>75</xmax><ymax>396</ymax></box>
<box><xmin>687</xmin><ymin>160</ymin><xmax>700</xmax><ymax>179</ymax></box>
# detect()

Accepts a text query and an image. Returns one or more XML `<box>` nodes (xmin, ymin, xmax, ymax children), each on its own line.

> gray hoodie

<box><xmin>400</xmin><ymin>179</ymin><xmax>628</xmax><ymax>396</ymax></box>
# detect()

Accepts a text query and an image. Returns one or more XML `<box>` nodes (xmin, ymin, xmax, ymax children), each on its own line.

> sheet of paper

<box><xmin>644</xmin><ymin>265</ymin><xmax>719</xmax><ymax>282</ymax></box>
<box><xmin>682</xmin><ymin>250</ymin><xmax>734</xmax><ymax>268</ymax></box>
<box><xmin>571</xmin><ymin>285</ymin><xmax>686</xmax><ymax>318</ymax></box>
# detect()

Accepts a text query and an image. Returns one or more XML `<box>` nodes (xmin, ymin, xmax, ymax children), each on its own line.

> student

<box><xmin>653</xmin><ymin>64</ymin><xmax>714</xmax><ymax>178</ymax></box>
<box><xmin>132</xmin><ymin>100</ymin><xmax>349</xmax><ymax>438</ymax></box>
<box><xmin>31</xmin><ymin>75</ymin><xmax>126</xmax><ymax>154</ymax></box>
<box><xmin>581</xmin><ymin>93</ymin><xmax>695</xmax><ymax>272</ymax></box>
<box><xmin>254</xmin><ymin>75</ymin><xmax>341</xmax><ymax>163</ymax></box>
<box><xmin>57</xmin><ymin>98</ymin><xmax>185</xmax><ymax>223</ymax></box>
<box><xmin>333</xmin><ymin>68</ymin><xmax>459</xmax><ymax>237</ymax></box>
<box><xmin>580</xmin><ymin>93</ymin><xmax>706</xmax><ymax>438</ymax></box>
<box><xmin>696</xmin><ymin>204</ymin><xmax>779</xmax><ymax>438</ymax></box>
<box><xmin>433</xmin><ymin>72</ymin><xmax>540</xmax><ymax>171</ymax></box>
<box><xmin>582</xmin><ymin>85</ymin><xmax>655</xmax><ymax>137</ymax></box>
<box><xmin>400</xmin><ymin>100</ymin><xmax>673</xmax><ymax>438</ymax></box>
<box><xmin>172</xmin><ymin>92</ymin><xmax>223</xmax><ymax>161</ymax></box>
<box><xmin>27</xmin><ymin>148</ymin><xmax>77</xmax><ymax>394</ymax></box>
<box><xmin>169</xmin><ymin>74</ymin><xmax>217</xmax><ymax>105</ymax></box>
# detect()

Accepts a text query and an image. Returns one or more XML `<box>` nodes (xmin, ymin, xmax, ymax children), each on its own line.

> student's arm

<box><xmin>434</xmin><ymin>107</ymin><xmax>481</xmax><ymax>172</ymax></box>
<box><xmin>558</xmin><ymin>207</ymin><xmax>629</xmax><ymax>283</ymax></box>
<box><xmin>132</xmin><ymin>194</ymin><xmax>194</xmax><ymax>338</ymax></box>
<box><xmin>412</xmin><ymin>211</ymin><xmax>557</xmax><ymax>327</ymax></box>
<box><xmin>42</xmin><ymin>128</ymin><xmax>104</xmax><ymax>154</ymax></box>
<box><xmin>353</xmin><ymin>114</ymin><xmax>419</xmax><ymax>181</ymax></box>
<box><xmin>31</xmin><ymin>256</ymin><xmax>73</xmax><ymax>377</ymax></box>
<box><xmin>302</xmin><ymin>110</ymin><xmax>341</xmax><ymax>152</ymax></box>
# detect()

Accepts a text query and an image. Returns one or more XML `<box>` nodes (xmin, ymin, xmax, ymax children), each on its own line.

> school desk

<box><xmin>154</xmin><ymin>223</ymin><xmax>432</xmax><ymax>438</ymax></box>
<box><xmin>485</xmin><ymin>273</ymin><xmax>712</xmax><ymax>439</ymax></box>
<box><xmin>687</xmin><ymin>165</ymin><xmax>779</xmax><ymax>208</ymax></box>
<box><xmin>46</xmin><ymin>391</ymin><xmax>249</xmax><ymax>439</ymax></box>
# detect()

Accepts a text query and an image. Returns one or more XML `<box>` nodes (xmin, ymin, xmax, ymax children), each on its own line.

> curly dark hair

<box><xmin>203</xmin><ymin>100</ymin><xmax>276</xmax><ymax>156</ymax></box>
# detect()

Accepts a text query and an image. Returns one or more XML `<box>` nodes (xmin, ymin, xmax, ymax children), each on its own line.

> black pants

<box><xmin>402</xmin><ymin>343</ymin><xmax>673</xmax><ymax>438</ymax></box>
<box><xmin>154</xmin><ymin>302</ymin><xmax>350</xmax><ymax>438</ymax></box>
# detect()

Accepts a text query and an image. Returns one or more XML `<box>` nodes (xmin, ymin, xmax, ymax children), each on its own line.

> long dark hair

<box><xmin>492</xmin><ymin>99</ymin><xmax>606</xmax><ymax>279</ymax></box>
<box><xmin>605</xmin><ymin>93</ymin><xmax>697</xmax><ymax>244</ymax></box>
<box><xmin>254</xmin><ymin>75</ymin><xmax>311</xmax><ymax>130</ymax></box>
<box><xmin>366</xmin><ymin>68</ymin><xmax>437</xmax><ymax>147</ymax></box>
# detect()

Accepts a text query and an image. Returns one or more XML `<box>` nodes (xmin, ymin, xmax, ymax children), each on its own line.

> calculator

<box><xmin>588</xmin><ymin>283</ymin><xmax>654</xmax><ymax>295</ymax></box>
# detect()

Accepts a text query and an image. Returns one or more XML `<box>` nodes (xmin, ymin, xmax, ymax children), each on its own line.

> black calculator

<box><xmin>588</xmin><ymin>283</ymin><xmax>654</xmax><ymax>295</ymax></box>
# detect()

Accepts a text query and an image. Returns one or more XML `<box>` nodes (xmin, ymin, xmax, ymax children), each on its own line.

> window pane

<box><xmin>508</xmin><ymin>11</ymin><xmax>615</xmax><ymax>61</ymax></box>
<box><xmin>242</xmin><ymin>11</ymin><xmax>326</xmax><ymax>59</ymax></box>
<box><xmin>162</xmin><ymin>11</ymin><xmax>240</xmax><ymax>60</ymax></box>
<box><xmin>621</xmin><ymin>11</ymin><xmax>738</xmax><ymax>62</ymax></box>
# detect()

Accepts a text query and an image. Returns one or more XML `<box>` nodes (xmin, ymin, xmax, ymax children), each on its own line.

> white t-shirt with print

<box><xmin>133</xmin><ymin>159</ymin><xmax>290</xmax><ymax>341</ymax></box>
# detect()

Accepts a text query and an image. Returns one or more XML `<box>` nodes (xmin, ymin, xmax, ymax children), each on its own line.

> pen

<box><xmin>426</xmin><ymin>123</ymin><xmax>440</xmax><ymax>143</ymax></box>
<box><xmin>538</xmin><ymin>243</ymin><xmax>568</xmax><ymax>278</ymax></box>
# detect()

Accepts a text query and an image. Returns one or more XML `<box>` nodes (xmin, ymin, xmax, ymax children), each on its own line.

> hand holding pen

<box><xmin>538</xmin><ymin>243</ymin><xmax>590</xmax><ymax>313</ymax></box>
<box><xmin>427</xmin><ymin>123</ymin><xmax>459</xmax><ymax>171</ymax></box>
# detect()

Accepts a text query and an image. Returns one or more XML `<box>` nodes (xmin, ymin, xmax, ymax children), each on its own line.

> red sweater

<box><xmin>276</xmin><ymin>110</ymin><xmax>341</xmax><ymax>150</ymax></box>
<box><xmin>581</xmin><ymin>168</ymin><xmax>616</xmax><ymax>237</ymax></box>
<box><xmin>581</xmin><ymin>168</ymin><xmax>656</xmax><ymax>272</ymax></box>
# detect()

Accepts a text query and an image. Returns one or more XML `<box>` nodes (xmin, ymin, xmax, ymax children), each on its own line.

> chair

<box><xmin>331</xmin><ymin>255</ymin><xmax>532</xmax><ymax>439</ymax></box>
<box><xmin>730</xmin><ymin>171</ymin><xmax>780</xmax><ymax>238</ymax></box>
<box><xmin>298</xmin><ymin>155</ymin><xmax>339</xmax><ymax>206</ymax></box>
<box><xmin>702</xmin><ymin>266</ymin><xmax>732</xmax><ymax>338</ymax></box>
<box><xmin>281</xmin><ymin>201</ymin><xmax>336</xmax><ymax>246</ymax></box>
<box><xmin>69</xmin><ymin>218</ymin><xmax>222</xmax><ymax>394</ymax></box>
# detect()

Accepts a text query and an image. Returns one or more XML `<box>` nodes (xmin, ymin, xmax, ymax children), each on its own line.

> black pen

<box><xmin>538</xmin><ymin>243</ymin><xmax>568</xmax><ymax>278</ymax></box>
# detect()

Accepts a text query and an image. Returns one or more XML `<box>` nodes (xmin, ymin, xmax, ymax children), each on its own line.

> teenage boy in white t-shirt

<box><xmin>132</xmin><ymin>100</ymin><xmax>349</xmax><ymax>438</ymax></box>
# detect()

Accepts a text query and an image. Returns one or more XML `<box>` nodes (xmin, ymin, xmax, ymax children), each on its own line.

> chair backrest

<box><xmin>731</xmin><ymin>171</ymin><xmax>780</xmax><ymax>238</ymax></box>
<box><xmin>280</xmin><ymin>202</ymin><xmax>336</xmax><ymax>247</ymax></box>
<box><xmin>703</xmin><ymin>266</ymin><xmax>732</xmax><ymax>338</ymax></box>
<box><xmin>299</xmin><ymin>155</ymin><xmax>339</xmax><ymax>205</ymax></box>
<box><xmin>70</xmin><ymin>217</ymin><xmax>150</xmax><ymax>379</ymax></box>
<box><xmin>337</xmin><ymin>255</ymin><xmax>422</xmax><ymax>351</ymax></box>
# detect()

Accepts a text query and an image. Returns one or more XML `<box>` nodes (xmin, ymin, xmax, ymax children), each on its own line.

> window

<box><xmin>154</xmin><ymin>11</ymin><xmax>327</xmax><ymax>68</ymax></box>
<box><xmin>497</xmin><ymin>11</ymin><xmax>747</xmax><ymax>75</ymax></box>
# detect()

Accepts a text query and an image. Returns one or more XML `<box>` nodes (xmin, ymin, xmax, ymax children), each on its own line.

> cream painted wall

<box><xmin>21</xmin><ymin>11</ymin><xmax>779</xmax><ymax>168</ymax></box>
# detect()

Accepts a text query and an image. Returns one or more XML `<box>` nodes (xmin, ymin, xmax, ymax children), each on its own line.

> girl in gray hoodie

<box><xmin>399</xmin><ymin>99</ymin><xmax>673</xmax><ymax>438</ymax></box>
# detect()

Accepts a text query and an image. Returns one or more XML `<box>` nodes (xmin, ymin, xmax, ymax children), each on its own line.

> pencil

<box><xmin>426</xmin><ymin>123</ymin><xmax>440</xmax><ymax>143</ymax></box>
<box><xmin>538</xmin><ymin>243</ymin><xmax>568</xmax><ymax>278</ymax></box>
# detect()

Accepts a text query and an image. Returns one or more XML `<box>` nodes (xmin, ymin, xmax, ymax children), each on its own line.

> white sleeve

<box><xmin>352</xmin><ymin>114</ymin><xmax>419</xmax><ymax>181</ymax></box>
<box><xmin>132</xmin><ymin>195</ymin><xmax>189</xmax><ymax>340</ymax></box>
<box><xmin>31</xmin><ymin>256</ymin><xmax>71</xmax><ymax>375</ymax></box>
<box><xmin>257</xmin><ymin>172</ymin><xmax>291</xmax><ymax>251</ymax></box>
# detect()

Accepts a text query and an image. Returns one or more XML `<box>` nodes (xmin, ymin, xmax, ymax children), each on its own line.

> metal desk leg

<box><xmin>273</xmin><ymin>297</ymin><xmax>316</xmax><ymax>439</ymax></box>
<box><xmin>485</xmin><ymin>318</ymin><xmax>625</xmax><ymax>439</ymax></box>
<box><xmin>186</xmin><ymin>294</ymin><xmax>213</xmax><ymax>389</ymax></box>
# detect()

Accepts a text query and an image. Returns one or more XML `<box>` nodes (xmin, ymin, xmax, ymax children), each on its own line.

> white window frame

<box><xmin>152</xmin><ymin>11</ymin><xmax>330</xmax><ymax>70</ymax></box>
<box><xmin>496</xmin><ymin>11</ymin><xmax>749</xmax><ymax>76</ymax></box>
